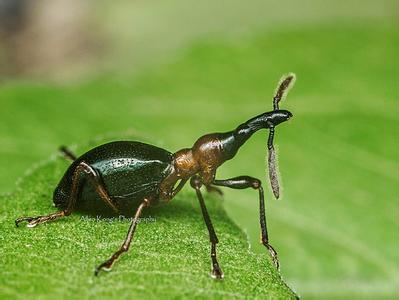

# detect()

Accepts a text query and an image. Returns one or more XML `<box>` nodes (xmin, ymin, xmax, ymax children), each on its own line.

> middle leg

<box><xmin>95</xmin><ymin>198</ymin><xmax>149</xmax><ymax>276</ymax></box>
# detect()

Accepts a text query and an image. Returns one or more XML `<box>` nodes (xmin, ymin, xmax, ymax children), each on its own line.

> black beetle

<box><xmin>15</xmin><ymin>73</ymin><xmax>295</xmax><ymax>279</ymax></box>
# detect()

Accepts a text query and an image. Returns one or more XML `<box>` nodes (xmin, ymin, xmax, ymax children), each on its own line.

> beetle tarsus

<box><xmin>211</xmin><ymin>243</ymin><xmax>224</xmax><ymax>279</ymax></box>
<box><xmin>15</xmin><ymin>211</ymin><xmax>66</xmax><ymax>228</ymax></box>
<box><xmin>15</xmin><ymin>216</ymin><xmax>33</xmax><ymax>227</ymax></box>
<box><xmin>263</xmin><ymin>241</ymin><xmax>280</xmax><ymax>270</ymax></box>
<box><xmin>15</xmin><ymin>216</ymin><xmax>43</xmax><ymax>228</ymax></box>
<box><xmin>211</xmin><ymin>263</ymin><xmax>224</xmax><ymax>279</ymax></box>
<box><xmin>95</xmin><ymin>259</ymin><xmax>113</xmax><ymax>276</ymax></box>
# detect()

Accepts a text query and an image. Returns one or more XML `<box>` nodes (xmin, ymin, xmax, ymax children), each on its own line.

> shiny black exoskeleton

<box><xmin>54</xmin><ymin>141</ymin><xmax>173</xmax><ymax>216</ymax></box>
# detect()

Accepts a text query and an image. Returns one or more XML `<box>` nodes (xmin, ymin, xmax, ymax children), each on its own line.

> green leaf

<box><xmin>0</xmin><ymin>142</ymin><xmax>297</xmax><ymax>299</ymax></box>
<box><xmin>2</xmin><ymin>21</ymin><xmax>399</xmax><ymax>299</ymax></box>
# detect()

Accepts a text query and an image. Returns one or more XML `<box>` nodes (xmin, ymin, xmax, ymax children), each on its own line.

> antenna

<box><xmin>267</xmin><ymin>73</ymin><xmax>296</xmax><ymax>199</ymax></box>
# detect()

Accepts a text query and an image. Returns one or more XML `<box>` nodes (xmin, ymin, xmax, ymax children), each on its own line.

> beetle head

<box><xmin>264</xmin><ymin>110</ymin><xmax>293</xmax><ymax>128</ymax></box>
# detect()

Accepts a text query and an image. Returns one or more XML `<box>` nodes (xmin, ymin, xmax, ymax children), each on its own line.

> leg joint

<box><xmin>79</xmin><ymin>161</ymin><xmax>96</xmax><ymax>176</ymax></box>
<box><xmin>190</xmin><ymin>175</ymin><xmax>202</xmax><ymax>189</ymax></box>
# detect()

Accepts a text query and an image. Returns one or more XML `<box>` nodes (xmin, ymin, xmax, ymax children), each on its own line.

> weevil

<box><xmin>15</xmin><ymin>73</ymin><xmax>296</xmax><ymax>279</ymax></box>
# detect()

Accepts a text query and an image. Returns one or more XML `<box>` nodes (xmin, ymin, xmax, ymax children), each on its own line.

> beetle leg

<box><xmin>212</xmin><ymin>176</ymin><xmax>280</xmax><ymax>270</ymax></box>
<box><xmin>80</xmin><ymin>162</ymin><xmax>119</xmax><ymax>214</ymax></box>
<box><xmin>95</xmin><ymin>198</ymin><xmax>150</xmax><ymax>276</ymax></box>
<box><xmin>171</xmin><ymin>178</ymin><xmax>188</xmax><ymax>197</ymax></box>
<box><xmin>15</xmin><ymin>161</ymin><xmax>119</xmax><ymax>228</ymax></box>
<box><xmin>190</xmin><ymin>175</ymin><xmax>223</xmax><ymax>279</ymax></box>
<box><xmin>15</xmin><ymin>212</ymin><xmax>66</xmax><ymax>228</ymax></box>
<box><xmin>15</xmin><ymin>161</ymin><xmax>88</xmax><ymax>228</ymax></box>
<box><xmin>59</xmin><ymin>145</ymin><xmax>77</xmax><ymax>161</ymax></box>
<box><xmin>205</xmin><ymin>185</ymin><xmax>224</xmax><ymax>196</ymax></box>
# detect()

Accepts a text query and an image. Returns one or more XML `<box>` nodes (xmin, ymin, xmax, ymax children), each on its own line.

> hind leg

<box><xmin>15</xmin><ymin>161</ymin><xmax>119</xmax><ymax>228</ymax></box>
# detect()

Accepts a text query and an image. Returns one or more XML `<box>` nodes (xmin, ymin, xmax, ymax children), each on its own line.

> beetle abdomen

<box><xmin>53</xmin><ymin>141</ymin><xmax>174</xmax><ymax>216</ymax></box>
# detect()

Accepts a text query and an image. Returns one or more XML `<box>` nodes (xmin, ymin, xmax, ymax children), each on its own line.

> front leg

<box><xmin>190</xmin><ymin>175</ymin><xmax>223</xmax><ymax>279</ymax></box>
<box><xmin>213</xmin><ymin>176</ymin><xmax>280</xmax><ymax>270</ymax></box>
<box><xmin>159</xmin><ymin>172</ymin><xmax>182</xmax><ymax>201</ymax></box>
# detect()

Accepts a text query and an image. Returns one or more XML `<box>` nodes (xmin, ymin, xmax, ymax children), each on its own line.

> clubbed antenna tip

<box><xmin>273</xmin><ymin>73</ymin><xmax>296</xmax><ymax>110</ymax></box>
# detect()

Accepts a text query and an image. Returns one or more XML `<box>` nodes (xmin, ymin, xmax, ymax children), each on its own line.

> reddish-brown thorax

<box><xmin>159</xmin><ymin>133</ymin><xmax>224</xmax><ymax>200</ymax></box>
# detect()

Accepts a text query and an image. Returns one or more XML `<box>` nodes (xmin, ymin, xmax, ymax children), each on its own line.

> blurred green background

<box><xmin>1</xmin><ymin>0</ymin><xmax>398</xmax><ymax>298</ymax></box>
